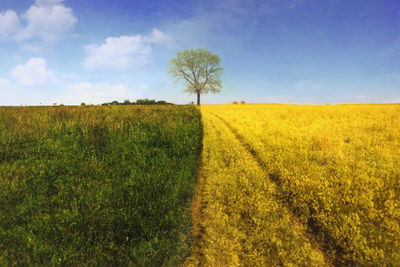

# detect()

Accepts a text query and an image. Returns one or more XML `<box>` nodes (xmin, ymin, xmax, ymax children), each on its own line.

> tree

<box><xmin>169</xmin><ymin>48</ymin><xmax>223</xmax><ymax>105</ymax></box>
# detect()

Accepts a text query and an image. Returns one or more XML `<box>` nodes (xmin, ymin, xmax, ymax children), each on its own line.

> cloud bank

<box><xmin>11</xmin><ymin>57</ymin><xmax>55</xmax><ymax>86</ymax></box>
<box><xmin>0</xmin><ymin>10</ymin><xmax>22</xmax><ymax>40</ymax></box>
<box><xmin>83</xmin><ymin>29</ymin><xmax>172</xmax><ymax>70</ymax></box>
<box><xmin>0</xmin><ymin>0</ymin><xmax>77</xmax><ymax>42</ymax></box>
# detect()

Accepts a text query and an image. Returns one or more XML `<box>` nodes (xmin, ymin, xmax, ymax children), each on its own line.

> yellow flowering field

<box><xmin>188</xmin><ymin>104</ymin><xmax>400</xmax><ymax>266</ymax></box>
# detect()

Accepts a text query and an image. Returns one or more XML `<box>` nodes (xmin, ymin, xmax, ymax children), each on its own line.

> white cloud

<box><xmin>143</xmin><ymin>28</ymin><xmax>173</xmax><ymax>45</ymax></box>
<box><xmin>0</xmin><ymin>10</ymin><xmax>22</xmax><ymax>40</ymax></box>
<box><xmin>83</xmin><ymin>29</ymin><xmax>171</xmax><ymax>70</ymax></box>
<box><xmin>0</xmin><ymin>0</ymin><xmax>77</xmax><ymax>42</ymax></box>
<box><xmin>11</xmin><ymin>57</ymin><xmax>55</xmax><ymax>86</ymax></box>
<box><xmin>84</xmin><ymin>35</ymin><xmax>151</xmax><ymax>70</ymax></box>
<box><xmin>66</xmin><ymin>82</ymin><xmax>134</xmax><ymax>104</ymax></box>
<box><xmin>17</xmin><ymin>0</ymin><xmax>77</xmax><ymax>41</ymax></box>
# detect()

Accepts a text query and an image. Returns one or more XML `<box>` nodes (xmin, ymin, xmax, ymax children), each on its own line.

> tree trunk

<box><xmin>197</xmin><ymin>92</ymin><xmax>200</xmax><ymax>105</ymax></box>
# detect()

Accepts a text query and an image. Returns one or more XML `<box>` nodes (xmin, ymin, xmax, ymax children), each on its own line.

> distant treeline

<box><xmin>99</xmin><ymin>99</ymin><xmax>174</xmax><ymax>106</ymax></box>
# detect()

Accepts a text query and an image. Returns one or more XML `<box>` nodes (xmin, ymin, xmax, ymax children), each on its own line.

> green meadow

<box><xmin>0</xmin><ymin>105</ymin><xmax>202</xmax><ymax>265</ymax></box>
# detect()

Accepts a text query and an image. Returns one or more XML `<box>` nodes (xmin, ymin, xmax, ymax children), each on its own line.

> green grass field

<box><xmin>0</xmin><ymin>105</ymin><xmax>202</xmax><ymax>265</ymax></box>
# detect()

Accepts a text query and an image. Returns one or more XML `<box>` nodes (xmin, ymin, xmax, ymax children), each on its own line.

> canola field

<box><xmin>188</xmin><ymin>104</ymin><xmax>400</xmax><ymax>266</ymax></box>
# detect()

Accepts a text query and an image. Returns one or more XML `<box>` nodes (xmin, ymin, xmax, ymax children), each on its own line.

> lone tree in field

<box><xmin>169</xmin><ymin>48</ymin><xmax>223</xmax><ymax>105</ymax></box>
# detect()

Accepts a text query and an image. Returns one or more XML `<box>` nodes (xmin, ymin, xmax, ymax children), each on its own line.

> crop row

<box><xmin>186</xmin><ymin>109</ymin><xmax>327</xmax><ymax>266</ymax></box>
<box><xmin>204</xmin><ymin>104</ymin><xmax>400</xmax><ymax>265</ymax></box>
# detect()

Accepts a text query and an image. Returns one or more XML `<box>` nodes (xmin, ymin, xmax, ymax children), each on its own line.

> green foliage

<box><xmin>0</xmin><ymin>105</ymin><xmax>202</xmax><ymax>265</ymax></box>
<box><xmin>102</xmin><ymin>99</ymin><xmax>174</xmax><ymax>106</ymax></box>
<box><xmin>169</xmin><ymin>48</ymin><xmax>223</xmax><ymax>105</ymax></box>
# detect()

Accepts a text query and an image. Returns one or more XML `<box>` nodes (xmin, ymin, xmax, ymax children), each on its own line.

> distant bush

<box><xmin>102</xmin><ymin>99</ymin><xmax>174</xmax><ymax>106</ymax></box>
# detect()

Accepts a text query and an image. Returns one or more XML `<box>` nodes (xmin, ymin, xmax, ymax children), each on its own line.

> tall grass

<box><xmin>0</xmin><ymin>105</ymin><xmax>202</xmax><ymax>265</ymax></box>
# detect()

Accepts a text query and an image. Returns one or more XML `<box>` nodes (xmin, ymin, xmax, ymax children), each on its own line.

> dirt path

<box><xmin>185</xmin><ymin>109</ymin><xmax>331</xmax><ymax>266</ymax></box>
<box><xmin>184</xmin><ymin>114</ymin><xmax>215</xmax><ymax>266</ymax></box>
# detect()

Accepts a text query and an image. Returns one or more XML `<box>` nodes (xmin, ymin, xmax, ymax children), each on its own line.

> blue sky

<box><xmin>0</xmin><ymin>0</ymin><xmax>399</xmax><ymax>105</ymax></box>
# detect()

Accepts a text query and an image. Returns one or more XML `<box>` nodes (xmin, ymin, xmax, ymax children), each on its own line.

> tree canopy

<box><xmin>101</xmin><ymin>99</ymin><xmax>174</xmax><ymax>106</ymax></box>
<box><xmin>169</xmin><ymin>48</ymin><xmax>223</xmax><ymax>105</ymax></box>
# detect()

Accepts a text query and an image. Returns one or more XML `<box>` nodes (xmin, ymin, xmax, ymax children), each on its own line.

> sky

<box><xmin>0</xmin><ymin>0</ymin><xmax>400</xmax><ymax>105</ymax></box>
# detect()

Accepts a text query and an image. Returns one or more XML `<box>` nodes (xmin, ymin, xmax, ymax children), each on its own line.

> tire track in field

<box><xmin>209</xmin><ymin>111</ymin><xmax>333</xmax><ymax>266</ymax></box>
<box><xmin>184</xmin><ymin>113</ymin><xmax>218</xmax><ymax>266</ymax></box>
